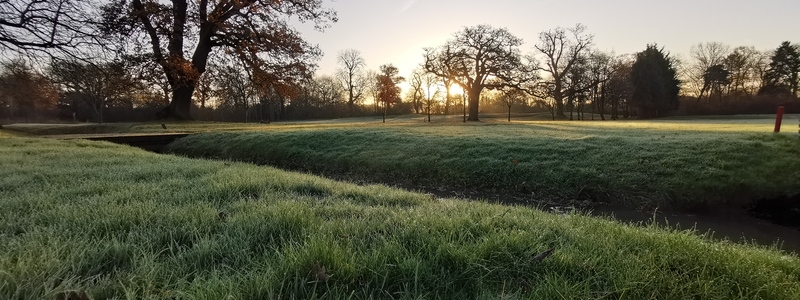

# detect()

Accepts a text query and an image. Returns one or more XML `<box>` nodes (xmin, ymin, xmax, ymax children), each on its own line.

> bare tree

<box><xmin>689</xmin><ymin>42</ymin><xmax>730</xmax><ymax>98</ymax></box>
<box><xmin>49</xmin><ymin>58</ymin><xmax>139</xmax><ymax>123</ymax></box>
<box><xmin>535</xmin><ymin>24</ymin><xmax>593</xmax><ymax>118</ymax></box>
<box><xmin>102</xmin><ymin>0</ymin><xmax>336</xmax><ymax>120</ymax></box>
<box><xmin>500</xmin><ymin>88</ymin><xmax>525</xmax><ymax>122</ymax></box>
<box><xmin>363</xmin><ymin>69</ymin><xmax>381</xmax><ymax>115</ymax></box>
<box><xmin>724</xmin><ymin>46</ymin><xmax>762</xmax><ymax>96</ymax></box>
<box><xmin>311</xmin><ymin>75</ymin><xmax>343</xmax><ymax>111</ymax></box>
<box><xmin>587</xmin><ymin>51</ymin><xmax>616</xmax><ymax>120</ymax></box>
<box><xmin>0</xmin><ymin>0</ymin><xmax>99</xmax><ymax>54</ymax></box>
<box><xmin>424</xmin><ymin>24</ymin><xmax>536</xmax><ymax>121</ymax></box>
<box><xmin>424</xmin><ymin>47</ymin><xmax>456</xmax><ymax>115</ymax></box>
<box><xmin>193</xmin><ymin>69</ymin><xmax>215</xmax><ymax>109</ymax></box>
<box><xmin>605</xmin><ymin>57</ymin><xmax>634</xmax><ymax>120</ymax></box>
<box><xmin>407</xmin><ymin>68</ymin><xmax>424</xmax><ymax>114</ymax></box>
<box><xmin>336</xmin><ymin>49</ymin><xmax>366</xmax><ymax>114</ymax></box>
<box><xmin>564</xmin><ymin>55</ymin><xmax>591</xmax><ymax>120</ymax></box>
<box><xmin>421</xmin><ymin>71</ymin><xmax>440</xmax><ymax>122</ymax></box>
<box><xmin>213</xmin><ymin>62</ymin><xmax>257</xmax><ymax>120</ymax></box>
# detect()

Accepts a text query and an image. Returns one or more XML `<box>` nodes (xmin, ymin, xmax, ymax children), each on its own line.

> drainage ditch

<box><xmin>85</xmin><ymin>135</ymin><xmax>800</xmax><ymax>253</ymax></box>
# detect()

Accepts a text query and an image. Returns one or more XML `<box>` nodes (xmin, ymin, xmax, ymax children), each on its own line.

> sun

<box><xmin>446</xmin><ymin>83</ymin><xmax>465</xmax><ymax>96</ymax></box>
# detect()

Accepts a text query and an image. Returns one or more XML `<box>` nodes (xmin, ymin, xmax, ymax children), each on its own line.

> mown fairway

<box><xmin>162</xmin><ymin>115</ymin><xmax>800</xmax><ymax>210</ymax></box>
<box><xmin>1</xmin><ymin>132</ymin><xmax>799</xmax><ymax>299</ymax></box>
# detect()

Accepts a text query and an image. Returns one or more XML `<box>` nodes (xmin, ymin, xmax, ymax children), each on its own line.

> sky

<box><xmin>294</xmin><ymin>0</ymin><xmax>800</xmax><ymax>80</ymax></box>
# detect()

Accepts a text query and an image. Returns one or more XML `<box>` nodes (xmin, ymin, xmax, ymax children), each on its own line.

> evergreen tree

<box><xmin>629</xmin><ymin>45</ymin><xmax>680</xmax><ymax>118</ymax></box>
<box><xmin>760</xmin><ymin>41</ymin><xmax>800</xmax><ymax>96</ymax></box>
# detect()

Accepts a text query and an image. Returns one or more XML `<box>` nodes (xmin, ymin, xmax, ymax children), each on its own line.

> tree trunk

<box><xmin>599</xmin><ymin>86</ymin><xmax>606</xmax><ymax>120</ymax></box>
<box><xmin>444</xmin><ymin>90</ymin><xmax>451</xmax><ymax>115</ymax></box>
<box><xmin>163</xmin><ymin>84</ymin><xmax>195</xmax><ymax>120</ymax></box>
<box><xmin>467</xmin><ymin>87</ymin><xmax>480</xmax><ymax>121</ymax></box>
<box><xmin>99</xmin><ymin>99</ymin><xmax>103</xmax><ymax>124</ymax></box>
<box><xmin>568</xmin><ymin>99</ymin><xmax>574</xmax><ymax>121</ymax></box>
<box><xmin>427</xmin><ymin>106</ymin><xmax>431</xmax><ymax>123</ymax></box>
<box><xmin>462</xmin><ymin>93</ymin><xmax>467</xmax><ymax>122</ymax></box>
<box><xmin>553</xmin><ymin>83</ymin><xmax>565</xmax><ymax>117</ymax></box>
<box><xmin>507</xmin><ymin>105</ymin><xmax>511</xmax><ymax>122</ymax></box>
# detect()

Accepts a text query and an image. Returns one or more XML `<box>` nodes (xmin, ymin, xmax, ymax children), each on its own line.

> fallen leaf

<box><xmin>531</xmin><ymin>248</ymin><xmax>555</xmax><ymax>263</ymax></box>
<box><xmin>55</xmin><ymin>291</ymin><xmax>89</xmax><ymax>300</ymax></box>
<box><xmin>310</xmin><ymin>263</ymin><xmax>331</xmax><ymax>283</ymax></box>
<box><xmin>218</xmin><ymin>211</ymin><xmax>228</xmax><ymax>222</ymax></box>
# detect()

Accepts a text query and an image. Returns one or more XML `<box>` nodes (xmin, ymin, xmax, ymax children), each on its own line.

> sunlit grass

<box><xmin>1</xmin><ymin>137</ymin><xmax>799</xmax><ymax>299</ymax></box>
<box><xmin>5</xmin><ymin>114</ymin><xmax>798</xmax><ymax>136</ymax></box>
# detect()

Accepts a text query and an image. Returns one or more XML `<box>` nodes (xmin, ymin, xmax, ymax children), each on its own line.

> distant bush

<box><xmin>679</xmin><ymin>95</ymin><xmax>800</xmax><ymax>115</ymax></box>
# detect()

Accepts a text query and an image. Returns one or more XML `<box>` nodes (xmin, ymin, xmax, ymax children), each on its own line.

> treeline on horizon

<box><xmin>0</xmin><ymin>0</ymin><xmax>798</xmax><ymax>123</ymax></box>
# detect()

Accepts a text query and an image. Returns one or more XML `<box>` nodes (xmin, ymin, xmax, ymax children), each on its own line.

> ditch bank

<box><xmin>157</xmin><ymin>142</ymin><xmax>799</xmax><ymax>252</ymax></box>
<box><xmin>76</xmin><ymin>134</ymin><xmax>800</xmax><ymax>252</ymax></box>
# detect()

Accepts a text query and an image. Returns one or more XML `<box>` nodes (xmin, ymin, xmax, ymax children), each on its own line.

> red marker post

<box><xmin>774</xmin><ymin>106</ymin><xmax>785</xmax><ymax>133</ymax></box>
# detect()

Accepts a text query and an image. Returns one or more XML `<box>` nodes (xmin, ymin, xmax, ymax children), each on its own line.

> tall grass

<box><xmin>166</xmin><ymin>121</ymin><xmax>800</xmax><ymax>209</ymax></box>
<box><xmin>1</xmin><ymin>137</ymin><xmax>799</xmax><ymax>299</ymax></box>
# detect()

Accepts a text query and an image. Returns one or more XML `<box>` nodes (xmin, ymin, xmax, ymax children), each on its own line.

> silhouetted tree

<box><xmin>605</xmin><ymin>59</ymin><xmax>634</xmax><ymax>120</ymax></box>
<box><xmin>630</xmin><ymin>45</ymin><xmax>680</xmax><ymax>118</ymax></box>
<box><xmin>311</xmin><ymin>75</ymin><xmax>343</xmax><ymax>112</ymax></box>
<box><xmin>101</xmin><ymin>0</ymin><xmax>336</xmax><ymax>120</ymax></box>
<box><xmin>587</xmin><ymin>51</ymin><xmax>617</xmax><ymax>120</ymax></box>
<box><xmin>687</xmin><ymin>42</ymin><xmax>730</xmax><ymax>96</ymax></box>
<box><xmin>407</xmin><ymin>68</ymin><xmax>424</xmax><ymax>114</ymax></box>
<box><xmin>49</xmin><ymin>58</ymin><xmax>139</xmax><ymax>123</ymax></box>
<box><xmin>535</xmin><ymin>24</ymin><xmax>593</xmax><ymax>118</ymax></box>
<box><xmin>376</xmin><ymin>64</ymin><xmax>403</xmax><ymax>123</ymax></box>
<box><xmin>564</xmin><ymin>55</ymin><xmax>591</xmax><ymax>120</ymax></box>
<box><xmin>423</xmin><ymin>46</ymin><xmax>456</xmax><ymax>115</ymax></box>
<box><xmin>213</xmin><ymin>63</ymin><xmax>257</xmax><ymax>120</ymax></box>
<box><xmin>0</xmin><ymin>60</ymin><xmax>59</xmax><ymax>121</ymax></box>
<box><xmin>760</xmin><ymin>41</ymin><xmax>800</xmax><ymax>96</ymax></box>
<box><xmin>500</xmin><ymin>88</ymin><xmax>525</xmax><ymax>122</ymax></box>
<box><xmin>363</xmin><ymin>69</ymin><xmax>381</xmax><ymax>114</ymax></box>
<box><xmin>421</xmin><ymin>71</ymin><xmax>440</xmax><ymax>122</ymax></box>
<box><xmin>424</xmin><ymin>24</ymin><xmax>536</xmax><ymax>121</ymax></box>
<box><xmin>700</xmin><ymin>64</ymin><xmax>731</xmax><ymax>100</ymax></box>
<box><xmin>723</xmin><ymin>46</ymin><xmax>763</xmax><ymax>96</ymax></box>
<box><xmin>336</xmin><ymin>49</ymin><xmax>366</xmax><ymax>114</ymax></box>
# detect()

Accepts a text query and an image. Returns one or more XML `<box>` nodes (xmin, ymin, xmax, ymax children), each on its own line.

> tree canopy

<box><xmin>535</xmin><ymin>24</ymin><xmax>593</xmax><ymax>118</ymax></box>
<box><xmin>424</xmin><ymin>24</ymin><xmax>536</xmax><ymax>121</ymax></box>
<box><xmin>760</xmin><ymin>41</ymin><xmax>800</xmax><ymax>96</ymax></box>
<box><xmin>630</xmin><ymin>45</ymin><xmax>680</xmax><ymax>118</ymax></box>
<box><xmin>101</xmin><ymin>0</ymin><xmax>336</xmax><ymax>119</ymax></box>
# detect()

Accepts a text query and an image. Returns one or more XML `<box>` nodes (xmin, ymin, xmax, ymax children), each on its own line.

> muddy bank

<box><xmin>748</xmin><ymin>195</ymin><xmax>800</xmax><ymax>228</ymax></box>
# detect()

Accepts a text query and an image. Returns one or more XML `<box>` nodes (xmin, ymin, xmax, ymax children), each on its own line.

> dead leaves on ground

<box><xmin>55</xmin><ymin>291</ymin><xmax>89</xmax><ymax>300</ymax></box>
<box><xmin>531</xmin><ymin>248</ymin><xmax>555</xmax><ymax>263</ymax></box>
<box><xmin>309</xmin><ymin>262</ymin><xmax>331</xmax><ymax>283</ymax></box>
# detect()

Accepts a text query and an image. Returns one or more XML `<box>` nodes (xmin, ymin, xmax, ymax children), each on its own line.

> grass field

<box><xmin>1</xmin><ymin>136</ymin><xmax>799</xmax><ymax>299</ymax></box>
<box><xmin>160</xmin><ymin>115</ymin><xmax>800</xmax><ymax>210</ymax></box>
